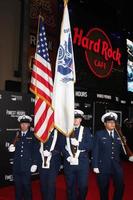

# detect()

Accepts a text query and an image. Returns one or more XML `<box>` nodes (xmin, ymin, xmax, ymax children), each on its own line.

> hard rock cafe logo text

<box><xmin>73</xmin><ymin>27</ymin><xmax>122</xmax><ymax>78</ymax></box>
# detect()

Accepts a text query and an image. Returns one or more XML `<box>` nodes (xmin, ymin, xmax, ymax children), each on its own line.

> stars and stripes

<box><xmin>30</xmin><ymin>16</ymin><xmax>54</xmax><ymax>142</ymax></box>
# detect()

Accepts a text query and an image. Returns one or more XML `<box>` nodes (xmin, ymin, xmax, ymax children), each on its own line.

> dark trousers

<box><xmin>64</xmin><ymin>162</ymin><xmax>89</xmax><ymax>200</ymax></box>
<box><xmin>39</xmin><ymin>167</ymin><xmax>59</xmax><ymax>200</ymax></box>
<box><xmin>13</xmin><ymin>171</ymin><xmax>32</xmax><ymax>200</ymax></box>
<box><xmin>97</xmin><ymin>164</ymin><xmax>124</xmax><ymax>200</ymax></box>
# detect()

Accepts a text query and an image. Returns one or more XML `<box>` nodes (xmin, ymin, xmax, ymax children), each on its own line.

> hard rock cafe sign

<box><xmin>73</xmin><ymin>27</ymin><xmax>122</xmax><ymax>78</ymax></box>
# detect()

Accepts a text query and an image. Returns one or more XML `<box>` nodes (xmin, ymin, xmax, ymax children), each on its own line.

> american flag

<box><xmin>30</xmin><ymin>16</ymin><xmax>54</xmax><ymax>142</ymax></box>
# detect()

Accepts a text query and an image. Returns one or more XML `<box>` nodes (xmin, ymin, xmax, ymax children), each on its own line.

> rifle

<box><xmin>115</xmin><ymin>123</ymin><xmax>133</xmax><ymax>162</ymax></box>
<box><xmin>12</xmin><ymin>131</ymin><xmax>20</xmax><ymax>146</ymax></box>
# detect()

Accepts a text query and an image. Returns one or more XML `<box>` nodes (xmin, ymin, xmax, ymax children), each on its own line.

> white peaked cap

<box><xmin>74</xmin><ymin>109</ymin><xmax>84</xmax><ymax>118</ymax></box>
<box><xmin>101</xmin><ymin>112</ymin><xmax>118</xmax><ymax>123</ymax></box>
<box><xmin>18</xmin><ymin>115</ymin><xmax>32</xmax><ymax>123</ymax></box>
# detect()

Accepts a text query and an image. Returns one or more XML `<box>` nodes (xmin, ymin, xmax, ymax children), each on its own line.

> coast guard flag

<box><xmin>52</xmin><ymin>3</ymin><xmax>75</xmax><ymax>136</ymax></box>
<box><xmin>30</xmin><ymin>16</ymin><xmax>54</xmax><ymax>142</ymax></box>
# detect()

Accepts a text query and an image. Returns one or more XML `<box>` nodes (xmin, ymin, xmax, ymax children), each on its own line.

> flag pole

<box><xmin>63</xmin><ymin>0</ymin><xmax>75</xmax><ymax>138</ymax></box>
<box><xmin>34</xmin><ymin>15</ymin><xmax>41</xmax><ymax>94</ymax></box>
<box><xmin>34</xmin><ymin>12</ymin><xmax>44</xmax><ymax>94</ymax></box>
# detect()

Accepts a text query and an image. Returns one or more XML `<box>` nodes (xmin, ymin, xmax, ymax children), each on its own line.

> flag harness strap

<box><xmin>40</xmin><ymin>129</ymin><xmax>58</xmax><ymax>168</ymax></box>
<box><xmin>66</xmin><ymin>126</ymin><xmax>84</xmax><ymax>158</ymax></box>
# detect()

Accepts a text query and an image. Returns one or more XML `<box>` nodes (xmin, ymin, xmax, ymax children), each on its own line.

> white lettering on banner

<box><xmin>5</xmin><ymin>142</ymin><xmax>10</xmax><ymax>148</ymax></box>
<box><xmin>6</xmin><ymin>110</ymin><xmax>16</xmax><ymax>115</ymax></box>
<box><xmin>84</xmin><ymin>114</ymin><xmax>92</xmax><ymax>120</ymax></box>
<box><xmin>84</xmin><ymin>103</ymin><xmax>91</xmax><ymax>108</ymax></box>
<box><xmin>30</xmin><ymin>35</ymin><xmax>36</xmax><ymax>46</ymax></box>
<box><xmin>11</xmin><ymin>97</ymin><xmax>17</xmax><ymax>101</ymax></box>
<box><xmin>30</xmin><ymin>35</ymin><xmax>53</xmax><ymax>50</ymax></box>
<box><xmin>31</xmin><ymin>97</ymin><xmax>35</xmax><ymax>103</ymax></box>
<box><xmin>121</xmin><ymin>100</ymin><xmax>126</xmax><ymax>104</ymax></box>
<box><xmin>75</xmin><ymin>102</ymin><xmax>80</xmax><ymax>107</ymax></box>
<box><xmin>6</xmin><ymin>128</ymin><xmax>19</xmax><ymax>131</ymax></box>
<box><xmin>75</xmin><ymin>91</ymin><xmax>88</xmax><ymax>97</ymax></box>
<box><xmin>5</xmin><ymin>175</ymin><xmax>13</xmax><ymax>181</ymax></box>
<box><xmin>115</xmin><ymin>96</ymin><xmax>119</xmax><ymax>102</ymax></box>
<box><xmin>11</xmin><ymin>95</ymin><xmax>22</xmax><ymax>101</ymax></box>
<box><xmin>97</xmin><ymin>94</ymin><xmax>111</xmax><ymax>99</ymax></box>
<box><xmin>6</xmin><ymin>110</ymin><xmax>25</xmax><ymax>118</ymax></box>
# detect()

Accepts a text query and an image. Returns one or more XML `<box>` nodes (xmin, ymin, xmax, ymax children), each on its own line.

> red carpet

<box><xmin>0</xmin><ymin>161</ymin><xmax>132</xmax><ymax>200</ymax></box>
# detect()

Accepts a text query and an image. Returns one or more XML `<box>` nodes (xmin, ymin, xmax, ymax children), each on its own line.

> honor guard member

<box><xmin>62</xmin><ymin>109</ymin><xmax>93</xmax><ymax>200</ymax></box>
<box><xmin>37</xmin><ymin>128</ymin><xmax>64</xmax><ymax>200</ymax></box>
<box><xmin>8</xmin><ymin>115</ymin><xmax>38</xmax><ymax>200</ymax></box>
<box><xmin>92</xmin><ymin>112</ymin><xmax>125</xmax><ymax>200</ymax></box>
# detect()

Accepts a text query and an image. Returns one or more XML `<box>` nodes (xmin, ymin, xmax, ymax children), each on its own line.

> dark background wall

<box><xmin>0</xmin><ymin>0</ymin><xmax>21</xmax><ymax>90</ymax></box>
<box><xmin>0</xmin><ymin>86</ymin><xmax>133</xmax><ymax>187</ymax></box>
<box><xmin>0</xmin><ymin>0</ymin><xmax>133</xmax><ymax>187</ymax></box>
<box><xmin>0</xmin><ymin>91</ymin><xmax>36</xmax><ymax>186</ymax></box>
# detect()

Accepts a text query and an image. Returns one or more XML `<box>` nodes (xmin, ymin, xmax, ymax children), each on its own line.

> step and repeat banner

<box><xmin>0</xmin><ymin>90</ymin><xmax>132</xmax><ymax>186</ymax></box>
<box><xmin>0</xmin><ymin>91</ymin><xmax>35</xmax><ymax>187</ymax></box>
<box><xmin>0</xmin><ymin>90</ymin><xmax>93</xmax><ymax>187</ymax></box>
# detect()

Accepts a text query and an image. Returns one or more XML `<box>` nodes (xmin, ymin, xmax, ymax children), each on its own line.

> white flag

<box><xmin>52</xmin><ymin>3</ymin><xmax>75</xmax><ymax>136</ymax></box>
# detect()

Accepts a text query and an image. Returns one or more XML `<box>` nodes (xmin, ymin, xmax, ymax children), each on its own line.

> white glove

<box><xmin>30</xmin><ymin>165</ymin><xmax>37</xmax><ymax>173</ymax></box>
<box><xmin>70</xmin><ymin>157</ymin><xmax>79</xmax><ymax>165</ymax></box>
<box><xmin>43</xmin><ymin>150</ymin><xmax>51</xmax><ymax>157</ymax></box>
<box><xmin>67</xmin><ymin>156</ymin><xmax>79</xmax><ymax>165</ymax></box>
<box><xmin>93</xmin><ymin>168</ymin><xmax>100</xmax><ymax>174</ymax></box>
<box><xmin>67</xmin><ymin>156</ymin><xmax>72</xmax><ymax>163</ymax></box>
<box><xmin>71</xmin><ymin>138</ymin><xmax>79</xmax><ymax>146</ymax></box>
<box><xmin>129</xmin><ymin>156</ymin><xmax>133</xmax><ymax>162</ymax></box>
<box><xmin>8</xmin><ymin>144</ymin><xmax>15</xmax><ymax>152</ymax></box>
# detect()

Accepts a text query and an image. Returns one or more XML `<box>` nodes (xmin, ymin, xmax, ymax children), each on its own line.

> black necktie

<box><xmin>22</xmin><ymin>132</ymin><xmax>25</xmax><ymax>137</ymax></box>
<box><xmin>110</xmin><ymin>131</ymin><xmax>114</xmax><ymax>139</ymax></box>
